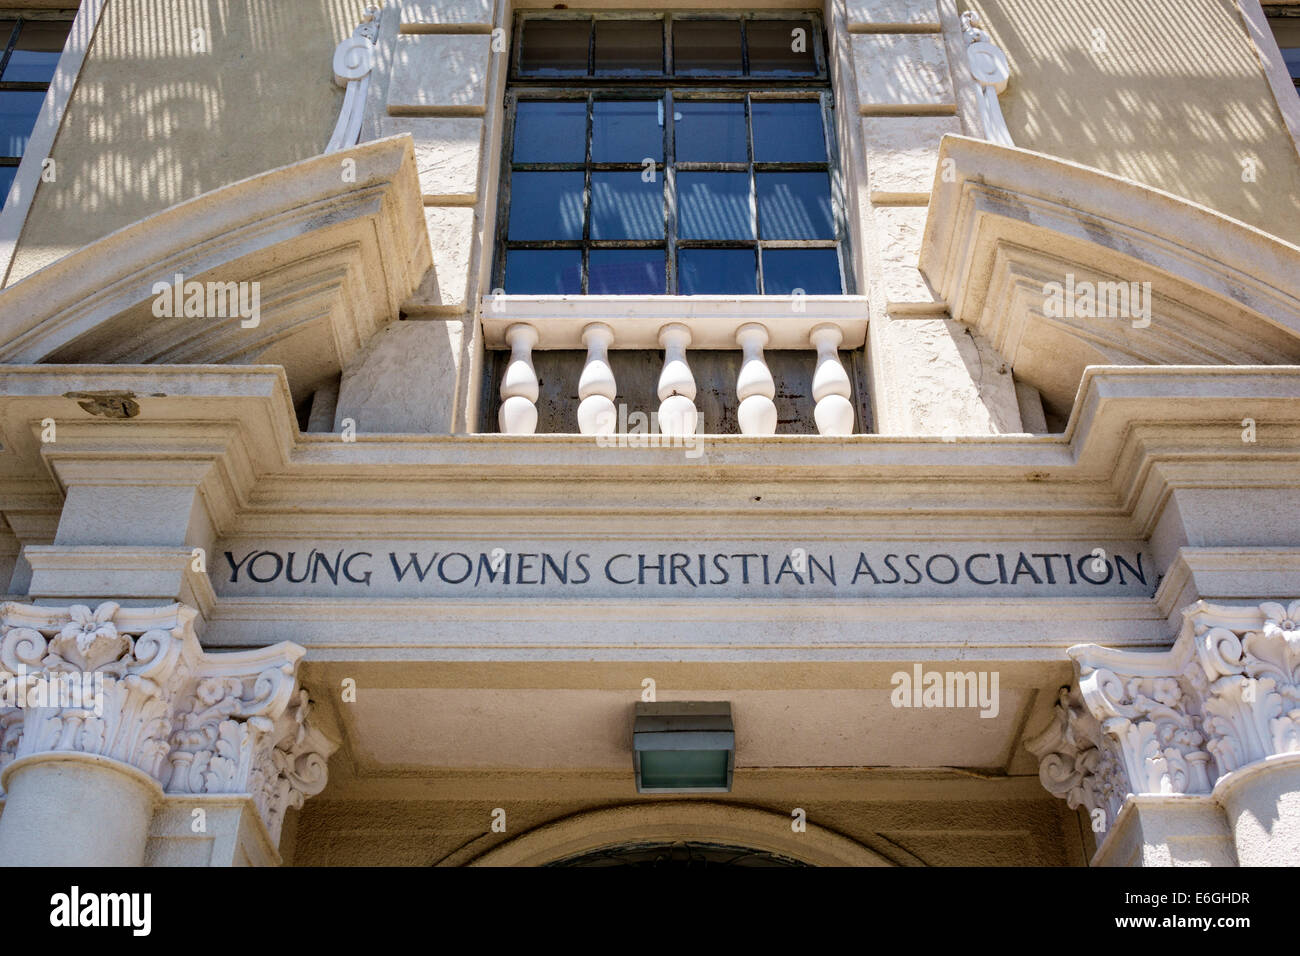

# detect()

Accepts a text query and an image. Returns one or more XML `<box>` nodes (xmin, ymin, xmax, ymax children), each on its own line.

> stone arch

<box><xmin>447</xmin><ymin>802</ymin><xmax>892</xmax><ymax>867</ymax></box>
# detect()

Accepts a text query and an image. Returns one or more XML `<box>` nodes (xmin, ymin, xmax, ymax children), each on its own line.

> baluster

<box><xmin>498</xmin><ymin>323</ymin><xmax>539</xmax><ymax>435</ymax></box>
<box><xmin>809</xmin><ymin>323</ymin><xmax>854</xmax><ymax>436</ymax></box>
<box><xmin>735</xmin><ymin>323</ymin><xmax>777</xmax><ymax>436</ymax></box>
<box><xmin>577</xmin><ymin>322</ymin><xmax>616</xmax><ymax>435</ymax></box>
<box><xmin>657</xmin><ymin>323</ymin><xmax>698</xmax><ymax>436</ymax></box>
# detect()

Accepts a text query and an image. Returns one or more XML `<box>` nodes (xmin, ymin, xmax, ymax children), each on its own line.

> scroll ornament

<box><xmin>0</xmin><ymin>602</ymin><xmax>336</xmax><ymax>845</ymax></box>
<box><xmin>960</xmin><ymin>11</ymin><xmax>1014</xmax><ymax>148</ymax></box>
<box><xmin>1026</xmin><ymin>600</ymin><xmax>1300</xmax><ymax>833</ymax></box>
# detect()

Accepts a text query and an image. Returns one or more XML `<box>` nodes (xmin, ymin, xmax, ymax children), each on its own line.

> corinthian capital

<box><xmin>1186</xmin><ymin>600</ymin><xmax>1300</xmax><ymax>777</ymax></box>
<box><xmin>1026</xmin><ymin>598</ymin><xmax>1300</xmax><ymax>827</ymax></box>
<box><xmin>0</xmin><ymin>601</ymin><xmax>337</xmax><ymax>845</ymax></box>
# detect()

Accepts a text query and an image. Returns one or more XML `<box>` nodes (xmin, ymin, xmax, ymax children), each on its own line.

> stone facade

<box><xmin>0</xmin><ymin>0</ymin><xmax>1297</xmax><ymax>867</ymax></box>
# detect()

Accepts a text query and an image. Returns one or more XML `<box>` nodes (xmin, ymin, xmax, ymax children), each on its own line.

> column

<box><xmin>0</xmin><ymin>601</ymin><xmax>336</xmax><ymax>866</ymax></box>
<box><xmin>1026</xmin><ymin>598</ymin><xmax>1300</xmax><ymax>866</ymax></box>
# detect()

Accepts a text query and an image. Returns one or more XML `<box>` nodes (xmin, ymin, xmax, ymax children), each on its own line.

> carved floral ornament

<box><xmin>1026</xmin><ymin>600</ymin><xmax>1300</xmax><ymax>832</ymax></box>
<box><xmin>0</xmin><ymin>602</ymin><xmax>336</xmax><ymax>845</ymax></box>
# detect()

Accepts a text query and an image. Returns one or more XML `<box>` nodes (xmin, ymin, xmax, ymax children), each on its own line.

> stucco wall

<box><xmin>967</xmin><ymin>0</ymin><xmax>1300</xmax><ymax>246</ymax></box>
<box><xmin>7</xmin><ymin>0</ymin><xmax>369</xmax><ymax>283</ymax></box>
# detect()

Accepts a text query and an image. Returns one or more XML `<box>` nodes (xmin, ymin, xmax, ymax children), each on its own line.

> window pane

<box><xmin>592</xmin><ymin>100</ymin><xmax>662</xmax><ymax>163</ymax></box>
<box><xmin>1283</xmin><ymin>48</ymin><xmax>1300</xmax><ymax>81</ymax></box>
<box><xmin>504</xmin><ymin>249</ymin><xmax>582</xmax><ymax>294</ymax></box>
<box><xmin>4</xmin><ymin>20</ymin><xmax>69</xmax><ymax>83</ymax></box>
<box><xmin>513</xmin><ymin>101</ymin><xmax>587</xmax><ymax>163</ymax></box>
<box><xmin>589</xmin><ymin>249</ymin><xmax>664</xmax><ymax>293</ymax></box>
<box><xmin>591</xmin><ymin>172</ymin><xmax>663</xmax><ymax>239</ymax></box>
<box><xmin>675</xmin><ymin>101</ymin><xmax>746</xmax><ymax>163</ymax></box>
<box><xmin>594</xmin><ymin>19</ymin><xmax>662</xmax><ymax>74</ymax></box>
<box><xmin>751</xmin><ymin>101</ymin><xmax>825</xmax><ymax>162</ymax></box>
<box><xmin>678</xmin><ymin>248</ymin><xmax>757</xmax><ymax>294</ymax></box>
<box><xmin>507</xmin><ymin>171</ymin><xmax>585</xmax><ymax>240</ymax></box>
<box><xmin>678</xmin><ymin>172</ymin><xmax>752</xmax><ymax>239</ymax></box>
<box><xmin>0</xmin><ymin>165</ymin><xmax>16</xmax><ymax>210</ymax></box>
<box><xmin>762</xmin><ymin>249</ymin><xmax>841</xmax><ymax>294</ymax></box>
<box><xmin>673</xmin><ymin>20</ymin><xmax>742</xmax><ymax>74</ymax></box>
<box><xmin>519</xmin><ymin>19</ymin><xmax>590</xmax><ymax>75</ymax></box>
<box><xmin>746</xmin><ymin>19</ymin><xmax>816</xmax><ymax>74</ymax></box>
<box><xmin>0</xmin><ymin>91</ymin><xmax>47</xmax><ymax>157</ymax></box>
<box><xmin>757</xmin><ymin>172</ymin><xmax>834</xmax><ymax>239</ymax></box>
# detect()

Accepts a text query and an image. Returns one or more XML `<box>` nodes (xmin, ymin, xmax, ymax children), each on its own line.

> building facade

<box><xmin>0</xmin><ymin>0</ymin><xmax>1298</xmax><ymax>867</ymax></box>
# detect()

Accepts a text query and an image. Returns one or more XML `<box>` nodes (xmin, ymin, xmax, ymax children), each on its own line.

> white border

<box><xmin>1238</xmin><ymin>0</ymin><xmax>1300</xmax><ymax>163</ymax></box>
<box><xmin>0</xmin><ymin>0</ymin><xmax>108</xmax><ymax>287</ymax></box>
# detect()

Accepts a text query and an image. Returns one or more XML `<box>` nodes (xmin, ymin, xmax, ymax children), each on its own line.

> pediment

<box><xmin>0</xmin><ymin>136</ymin><xmax>430</xmax><ymax>405</ymax></box>
<box><xmin>921</xmin><ymin>136</ymin><xmax>1300</xmax><ymax>415</ymax></box>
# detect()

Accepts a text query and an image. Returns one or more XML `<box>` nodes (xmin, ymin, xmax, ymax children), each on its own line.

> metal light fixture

<box><xmin>632</xmin><ymin>701</ymin><xmax>735</xmax><ymax>793</ymax></box>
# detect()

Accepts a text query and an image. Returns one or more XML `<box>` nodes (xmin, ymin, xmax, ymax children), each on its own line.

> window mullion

<box><xmin>582</xmin><ymin>92</ymin><xmax>593</xmax><ymax>294</ymax></box>
<box><xmin>745</xmin><ymin>92</ymin><xmax>764</xmax><ymax>294</ymax></box>
<box><xmin>665</xmin><ymin>89</ymin><xmax>677</xmax><ymax>294</ymax></box>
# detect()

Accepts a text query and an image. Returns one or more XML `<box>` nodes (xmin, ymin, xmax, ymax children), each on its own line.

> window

<box><xmin>0</xmin><ymin>13</ymin><xmax>71</xmax><ymax>208</ymax></box>
<box><xmin>495</xmin><ymin>12</ymin><xmax>847</xmax><ymax>295</ymax></box>
<box><xmin>1269</xmin><ymin>15</ymin><xmax>1300</xmax><ymax>91</ymax></box>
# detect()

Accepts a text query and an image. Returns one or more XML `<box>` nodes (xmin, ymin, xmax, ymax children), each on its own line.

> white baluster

<box><xmin>735</xmin><ymin>323</ymin><xmax>777</xmax><ymax>436</ymax></box>
<box><xmin>498</xmin><ymin>323</ymin><xmax>539</xmax><ymax>435</ymax></box>
<box><xmin>809</xmin><ymin>323</ymin><xmax>854</xmax><ymax>436</ymax></box>
<box><xmin>577</xmin><ymin>322</ymin><xmax>617</xmax><ymax>435</ymax></box>
<box><xmin>657</xmin><ymin>323</ymin><xmax>698</xmax><ymax>437</ymax></box>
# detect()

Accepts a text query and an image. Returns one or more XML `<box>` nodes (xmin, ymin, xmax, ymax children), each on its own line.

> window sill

<box><xmin>480</xmin><ymin>294</ymin><xmax>869</xmax><ymax>349</ymax></box>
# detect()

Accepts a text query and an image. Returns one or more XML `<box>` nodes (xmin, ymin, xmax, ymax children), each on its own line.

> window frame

<box><xmin>492</xmin><ymin>10</ymin><xmax>854</xmax><ymax>297</ymax></box>
<box><xmin>0</xmin><ymin>12</ymin><xmax>75</xmax><ymax>195</ymax></box>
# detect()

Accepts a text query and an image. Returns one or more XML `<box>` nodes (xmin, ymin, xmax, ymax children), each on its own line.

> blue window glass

<box><xmin>678</xmin><ymin>249</ymin><xmax>757</xmax><ymax>294</ymax></box>
<box><xmin>3</xmin><ymin>21</ymin><xmax>67</xmax><ymax>83</ymax></box>
<box><xmin>591</xmin><ymin>172</ymin><xmax>662</xmax><ymax>239</ymax></box>
<box><xmin>504</xmin><ymin>250</ymin><xmax>582</xmax><ymax>294</ymax></box>
<box><xmin>751</xmin><ymin>101</ymin><xmax>825</xmax><ymax>162</ymax></box>
<box><xmin>761</xmin><ymin>249</ymin><xmax>841</xmax><ymax>295</ymax></box>
<box><xmin>507</xmin><ymin>172</ymin><xmax>585</xmax><ymax>240</ymax></box>
<box><xmin>674</xmin><ymin>101</ymin><xmax>746</xmax><ymax>163</ymax></box>
<box><xmin>590</xmin><ymin>249</ymin><xmax>664</xmax><ymax>293</ymax></box>
<box><xmin>0</xmin><ymin>91</ymin><xmax>46</xmax><ymax>157</ymax></box>
<box><xmin>0</xmin><ymin>166</ymin><xmax>16</xmax><ymax>210</ymax></box>
<box><xmin>592</xmin><ymin>100</ymin><xmax>662</xmax><ymax>163</ymax></box>
<box><xmin>513</xmin><ymin>101</ymin><xmax>587</xmax><ymax>163</ymax></box>
<box><xmin>678</xmin><ymin>172</ymin><xmax>752</xmax><ymax>239</ymax></box>
<box><xmin>757</xmin><ymin>172</ymin><xmax>834</xmax><ymax>239</ymax></box>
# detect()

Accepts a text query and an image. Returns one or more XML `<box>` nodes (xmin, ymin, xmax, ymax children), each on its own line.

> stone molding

<box><xmin>0</xmin><ymin>601</ymin><xmax>336</xmax><ymax>845</ymax></box>
<box><xmin>1027</xmin><ymin>599</ymin><xmax>1300</xmax><ymax>831</ymax></box>
<box><xmin>920</xmin><ymin>136</ymin><xmax>1300</xmax><ymax>416</ymax></box>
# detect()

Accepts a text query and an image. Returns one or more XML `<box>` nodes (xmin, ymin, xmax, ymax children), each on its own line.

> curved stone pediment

<box><xmin>921</xmin><ymin>136</ymin><xmax>1300</xmax><ymax>416</ymax></box>
<box><xmin>0</xmin><ymin>136</ymin><xmax>430</xmax><ymax>405</ymax></box>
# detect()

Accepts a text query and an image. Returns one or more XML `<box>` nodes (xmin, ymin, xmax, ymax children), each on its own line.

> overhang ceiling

<box><xmin>0</xmin><ymin>135</ymin><xmax>431</xmax><ymax>405</ymax></box>
<box><xmin>921</xmin><ymin>136</ymin><xmax>1300</xmax><ymax>415</ymax></box>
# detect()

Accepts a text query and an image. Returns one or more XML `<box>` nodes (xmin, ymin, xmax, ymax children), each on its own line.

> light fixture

<box><xmin>632</xmin><ymin>701</ymin><xmax>734</xmax><ymax>793</ymax></box>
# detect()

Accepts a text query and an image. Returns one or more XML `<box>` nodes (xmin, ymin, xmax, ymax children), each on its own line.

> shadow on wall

<box><xmin>7</xmin><ymin>0</ymin><xmax>370</xmax><ymax>283</ymax></box>
<box><xmin>968</xmin><ymin>0</ymin><xmax>1300</xmax><ymax>246</ymax></box>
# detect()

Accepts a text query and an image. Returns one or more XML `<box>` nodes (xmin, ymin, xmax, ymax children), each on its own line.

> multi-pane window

<box><xmin>495</xmin><ymin>12</ymin><xmax>847</xmax><ymax>295</ymax></box>
<box><xmin>0</xmin><ymin>13</ymin><xmax>71</xmax><ymax>208</ymax></box>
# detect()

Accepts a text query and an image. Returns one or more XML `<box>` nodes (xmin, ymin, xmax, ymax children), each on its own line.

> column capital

<box><xmin>1027</xmin><ymin>598</ymin><xmax>1300</xmax><ymax>838</ymax></box>
<box><xmin>0</xmin><ymin>600</ymin><xmax>336</xmax><ymax>848</ymax></box>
